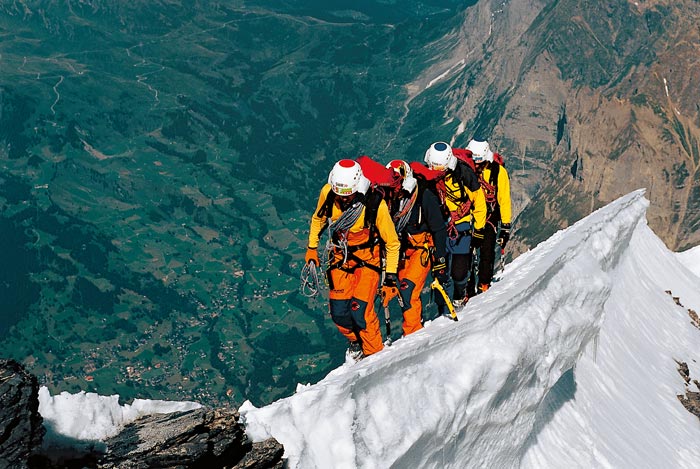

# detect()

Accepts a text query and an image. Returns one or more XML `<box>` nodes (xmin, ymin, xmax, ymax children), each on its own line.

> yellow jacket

<box><xmin>479</xmin><ymin>163</ymin><xmax>512</xmax><ymax>224</ymax></box>
<box><xmin>443</xmin><ymin>174</ymin><xmax>487</xmax><ymax>229</ymax></box>
<box><xmin>308</xmin><ymin>184</ymin><xmax>400</xmax><ymax>274</ymax></box>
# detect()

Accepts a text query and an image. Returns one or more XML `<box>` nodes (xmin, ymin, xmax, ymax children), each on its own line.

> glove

<box><xmin>497</xmin><ymin>223</ymin><xmax>511</xmax><ymax>249</ymax></box>
<box><xmin>471</xmin><ymin>228</ymin><xmax>485</xmax><ymax>249</ymax></box>
<box><xmin>305</xmin><ymin>246</ymin><xmax>319</xmax><ymax>266</ymax></box>
<box><xmin>381</xmin><ymin>272</ymin><xmax>399</xmax><ymax>306</ymax></box>
<box><xmin>431</xmin><ymin>257</ymin><xmax>450</xmax><ymax>285</ymax></box>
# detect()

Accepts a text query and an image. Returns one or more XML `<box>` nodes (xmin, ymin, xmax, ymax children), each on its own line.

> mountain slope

<box><xmin>241</xmin><ymin>190</ymin><xmax>700</xmax><ymax>468</ymax></box>
<box><xmin>401</xmin><ymin>0</ymin><xmax>700</xmax><ymax>252</ymax></box>
<box><xmin>522</xmin><ymin>200</ymin><xmax>700</xmax><ymax>467</ymax></box>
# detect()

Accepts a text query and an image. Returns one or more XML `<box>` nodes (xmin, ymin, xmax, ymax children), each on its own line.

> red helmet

<box><xmin>386</xmin><ymin>159</ymin><xmax>417</xmax><ymax>193</ymax></box>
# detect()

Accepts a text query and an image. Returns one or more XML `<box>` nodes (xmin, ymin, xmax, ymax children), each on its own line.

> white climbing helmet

<box><xmin>466</xmin><ymin>138</ymin><xmax>494</xmax><ymax>163</ymax></box>
<box><xmin>386</xmin><ymin>159</ymin><xmax>417</xmax><ymax>193</ymax></box>
<box><xmin>424</xmin><ymin>142</ymin><xmax>457</xmax><ymax>171</ymax></box>
<box><xmin>328</xmin><ymin>159</ymin><xmax>370</xmax><ymax>196</ymax></box>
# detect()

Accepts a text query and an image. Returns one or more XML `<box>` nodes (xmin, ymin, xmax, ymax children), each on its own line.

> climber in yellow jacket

<box><xmin>467</xmin><ymin>138</ymin><xmax>513</xmax><ymax>294</ymax></box>
<box><xmin>424</xmin><ymin>142</ymin><xmax>487</xmax><ymax>307</ymax></box>
<box><xmin>305</xmin><ymin>159</ymin><xmax>400</xmax><ymax>360</ymax></box>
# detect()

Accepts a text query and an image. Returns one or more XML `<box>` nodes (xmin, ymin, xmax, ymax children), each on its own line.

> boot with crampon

<box><xmin>346</xmin><ymin>341</ymin><xmax>364</xmax><ymax>362</ymax></box>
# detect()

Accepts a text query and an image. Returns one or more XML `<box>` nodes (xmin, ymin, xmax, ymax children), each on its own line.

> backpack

<box><xmin>410</xmin><ymin>157</ymin><xmax>477</xmax><ymax>239</ymax></box>
<box><xmin>451</xmin><ymin>148</ymin><xmax>481</xmax><ymax>192</ymax></box>
<box><xmin>493</xmin><ymin>153</ymin><xmax>505</xmax><ymax>166</ymax></box>
<box><xmin>409</xmin><ymin>160</ymin><xmax>443</xmax><ymax>182</ymax></box>
<box><xmin>355</xmin><ymin>155</ymin><xmax>400</xmax><ymax>230</ymax></box>
<box><xmin>356</xmin><ymin>155</ymin><xmax>401</xmax><ymax>191</ymax></box>
<box><xmin>477</xmin><ymin>152</ymin><xmax>505</xmax><ymax>206</ymax></box>
<box><xmin>409</xmin><ymin>161</ymin><xmax>451</xmax><ymax>222</ymax></box>
<box><xmin>452</xmin><ymin>148</ymin><xmax>476</xmax><ymax>170</ymax></box>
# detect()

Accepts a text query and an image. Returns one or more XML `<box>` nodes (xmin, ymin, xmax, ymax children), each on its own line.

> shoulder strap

<box><xmin>479</xmin><ymin>162</ymin><xmax>500</xmax><ymax>205</ymax></box>
<box><xmin>363</xmin><ymin>189</ymin><xmax>384</xmax><ymax>230</ymax></box>
<box><xmin>489</xmin><ymin>161</ymin><xmax>500</xmax><ymax>188</ymax></box>
<box><xmin>316</xmin><ymin>190</ymin><xmax>335</xmax><ymax>219</ymax></box>
<box><xmin>493</xmin><ymin>152</ymin><xmax>504</xmax><ymax>167</ymax></box>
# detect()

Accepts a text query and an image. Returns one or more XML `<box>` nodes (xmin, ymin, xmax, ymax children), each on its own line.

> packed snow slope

<box><xmin>677</xmin><ymin>244</ymin><xmax>700</xmax><ymax>278</ymax></box>
<box><xmin>241</xmin><ymin>189</ymin><xmax>700</xmax><ymax>469</ymax></box>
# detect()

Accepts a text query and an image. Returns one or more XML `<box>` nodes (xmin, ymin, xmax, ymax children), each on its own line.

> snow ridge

<box><xmin>522</xmin><ymin>192</ymin><xmax>700</xmax><ymax>468</ymax></box>
<box><xmin>241</xmin><ymin>191</ymin><xmax>650</xmax><ymax>468</ymax></box>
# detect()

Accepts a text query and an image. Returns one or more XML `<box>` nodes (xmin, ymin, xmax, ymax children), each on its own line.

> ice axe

<box><xmin>381</xmin><ymin>288</ymin><xmax>404</xmax><ymax>346</ymax></box>
<box><xmin>430</xmin><ymin>279</ymin><xmax>458</xmax><ymax>321</ymax></box>
<box><xmin>493</xmin><ymin>248</ymin><xmax>506</xmax><ymax>283</ymax></box>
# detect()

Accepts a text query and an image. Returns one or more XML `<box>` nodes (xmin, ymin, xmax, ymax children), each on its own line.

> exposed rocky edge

<box><xmin>0</xmin><ymin>359</ymin><xmax>45</xmax><ymax>469</ymax></box>
<box><xmin>664</xmin><ymin>292</ymin><xmax>700</xmax><ymax>420</ymax></box>
<box><xmin>676</xmin><ymin>360</ymin><xmax>700</xmax><ymax>420</ymax></box>
<box><xmin>99</xmin><ymin>408</ymin><xmax>284</xmax><ymax>469</ymax></box>
<box><xmin>665</xmin><ymin>290</ymin><xmax>700</xmax><ymax>330</ymax></box>
<box><xmin>0</xmin><ymin>360</ymin><xmax>283</xmax><ymax>469</ymax></box>
<box><xmin>689</xmin><ymin>309</ymin><xmax>700</xmax><ymax>330</ymax></box>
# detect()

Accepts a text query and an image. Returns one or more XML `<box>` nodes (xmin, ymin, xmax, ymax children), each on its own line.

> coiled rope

<box><xmin>323</xmin><ymin>200</ymin><xmax>364</xmax><ymax>266</ymax></box>
<box><xmin>299</xmin><ymin>199</ymin><xmax>365</xmax><ymax>298</ymax></box>
<box><xmin>299</xmin><ymin>261</ymin><xmax>321</xmax><ymax>298</ymax></box>
<box><xmin>393</xmin><ymin>189</ymin><xmax>418</xmax><ymax>234</ymax></box>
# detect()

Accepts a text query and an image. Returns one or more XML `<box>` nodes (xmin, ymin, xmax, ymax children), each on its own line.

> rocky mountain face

<box><xmin>0</xmin><ymin>360</ymin><xmax>45</xmax><ymax>468</ymax></box>
<box><xmin>0</xmin><ymin>360</ymin><xmax>283</xmax><ymax>469</ymax></box>
<box><xmin>99</xmin><ymin>408</ymin><xmax>284</xmax><ymax>469</ymax></box>
<box><xmin>408</xmin><ymin>0</ymin><xmax>700</xmax><ymax>253</ymax></box>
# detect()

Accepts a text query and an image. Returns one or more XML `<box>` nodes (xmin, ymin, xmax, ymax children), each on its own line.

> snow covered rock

<box><xmin>100</xmin><ymin>408</ymin><xmax>284</xmax><ymax>468</ymax></box>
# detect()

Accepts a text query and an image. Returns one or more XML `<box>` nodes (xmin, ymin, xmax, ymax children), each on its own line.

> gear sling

<box><xmin>316</xmin><ymin>189</ymin><xmax>385</xmax><ymax>290</ymax></box>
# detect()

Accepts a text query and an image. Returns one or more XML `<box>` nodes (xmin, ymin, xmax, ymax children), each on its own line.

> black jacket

<box><xmin>403</xmin><ymin>186</ymin><xmax>447</xmax><ymax>262</ymax></box>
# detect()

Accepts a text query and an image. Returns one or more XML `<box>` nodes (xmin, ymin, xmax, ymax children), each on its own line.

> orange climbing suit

<box><xmin>308</xmin><ymin>184</ymin><xmax>400</xmax><ymax>356</ymax></box>
<box><xmin>395</xmin><ymin>231</ymin><xmax>434</xmax><ymax>336</ymax></box>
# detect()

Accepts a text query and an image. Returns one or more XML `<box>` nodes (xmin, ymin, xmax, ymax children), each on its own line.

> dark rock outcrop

<box><xmin>0</xmin><ymin>359</ymin><xmax>45</xmax><ymax>469</ymax></box>
<box><xmin>99</xmin><ymin>408</ymin><xmax>284</xmax><ymax>468</ymax></box>
<box><xmin>676</xmin><ymin>360</ymin><xmax>700</xmax><ymax>420</ymax></box>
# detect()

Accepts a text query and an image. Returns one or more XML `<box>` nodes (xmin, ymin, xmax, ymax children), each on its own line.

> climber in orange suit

<box><xmin>383</xmin><ymin>160</ymin><xmax>450</xmax><ymax>335</ymax></box>
<box><xmin>305</xmin><ymin>159</ymin><xmax>400</xmax><ymax>359</ymax></box>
